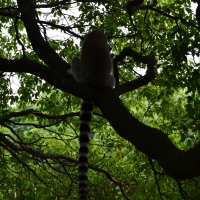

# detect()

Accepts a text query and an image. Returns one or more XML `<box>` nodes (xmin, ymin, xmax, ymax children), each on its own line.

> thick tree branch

<box><xmin>1</xmin><ymin>55</ymin><xmax>199</xmax><ymax>180</ymax></box>
<box><xmin>97</xmin><ymin>90</ymin><xmax>200</xmax><ymax>180</ymax></box>
<box><xmin>0</xmin><ymin>57</ymin><xmax>98</xmax><ymax>100</ymax></box>
<box><xmin>17</xmin><ymin>0</ymin><xmax>70</xmax><ymax>75</ymax></box>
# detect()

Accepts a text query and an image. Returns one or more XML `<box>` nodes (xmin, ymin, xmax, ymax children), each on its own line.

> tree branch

<box><xmin>17</xmin><ymin>0</ymin><xmax>70</xmax><ymax>75</ymax></box>
<box><xmin>114</xmin><ymin>47</ymin><xmax>156</xmax><ymax>95</ymax></box>
<box><xmin>1</xmin><ymin>49</ymin><xmax>199</xmax><ymax>180</ymax></box>
<box><xmin>97</xmin><ymin>90</ymin><xmax>200</xmax><ymax>180</ymax></box>
<box><xmin>0</xmin><ymin>132</ymin><xmax>128</xmax><ymax>189</ymax></box>
<box><xmin>0</xmin><ymin>57</ymin><xmax>98</xmax><ymax>100</ymax></box>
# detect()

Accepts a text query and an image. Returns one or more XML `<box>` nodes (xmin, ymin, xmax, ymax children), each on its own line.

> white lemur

<box><xmin>69</xmin><ymin>30</ymin><xmax>115</xmax><ymax>200</ymax></box>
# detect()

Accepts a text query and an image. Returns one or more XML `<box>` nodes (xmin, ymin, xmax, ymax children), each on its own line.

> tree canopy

<box><xmin>0</xmin><ymin>0</ymin><xmax>200</xmax><ymax>199</ymax></box>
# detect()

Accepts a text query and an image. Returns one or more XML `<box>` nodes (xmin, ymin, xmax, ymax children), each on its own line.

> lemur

<box><xmin>69</xmin><ymin>30</ymin><xmax>115</xmax><ymax>200</ymax></box>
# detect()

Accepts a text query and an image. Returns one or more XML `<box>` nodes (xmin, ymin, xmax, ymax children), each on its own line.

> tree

<box><xmin>0</xmin><ymin>0</ymin><xmax>200</xmax><ymax>199</ymax></box>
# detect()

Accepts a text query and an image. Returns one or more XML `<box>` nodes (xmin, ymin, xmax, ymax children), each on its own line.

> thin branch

<box><xmin>150</xmin><ymin>7</ymin><xmax>199</xmax><ymax>30</ymax></box>
<box><xmin>114</xmin><ymin>47</ymin><xmax>156</xmax><ymax>95</ymax></box>
<box><xmin>14</xmin><ymin>19</ymin><xmax>26</xmax><ymax>58</ymax></box>
<box><xmin>0</xmin><ymin>132</ymin><xmax>126</xmax><ymax>187</ymax></box>
<box><xmin>1</xmin><ymin>143</ymin><xmax>47</xmax><ymax>185</ymax></box>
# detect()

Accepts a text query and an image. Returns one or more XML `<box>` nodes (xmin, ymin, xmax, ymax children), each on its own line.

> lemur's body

<box><xmin>70</xmin><ymin>30</ymin><xmax>115</xmax><ymax>200</ymax></box>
